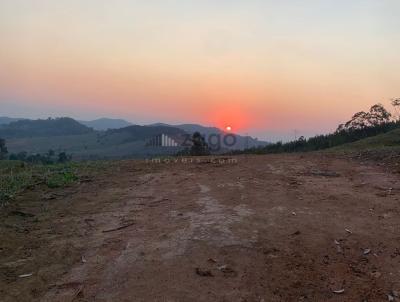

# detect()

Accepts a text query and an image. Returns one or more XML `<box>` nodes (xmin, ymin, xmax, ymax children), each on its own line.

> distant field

<box><xmin>6</xmin><ymin>132</ymin><xmax>181</xmax><ymax>159</ymax></box>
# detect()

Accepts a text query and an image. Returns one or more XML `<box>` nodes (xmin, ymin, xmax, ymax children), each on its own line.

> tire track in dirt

<box><xmin>2</xmin><ymin>154</ymin><xmax>400</xmax><ymax>301</ymax></box>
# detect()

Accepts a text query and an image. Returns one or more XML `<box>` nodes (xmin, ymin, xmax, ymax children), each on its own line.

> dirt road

<box><xmin>1</xmin><ymin>154</ymin><xmax>400</xmax><ymax>301</ymax></box>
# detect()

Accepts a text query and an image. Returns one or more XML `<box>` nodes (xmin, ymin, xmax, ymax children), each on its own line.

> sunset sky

<box><xmin>1</xmin><ymin>0</ymin><xmax>399</xmax><ymax>140</ymax></box>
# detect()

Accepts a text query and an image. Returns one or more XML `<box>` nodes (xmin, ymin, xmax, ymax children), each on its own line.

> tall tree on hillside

<box><xmin>343</xmin><ymin>111</ymin><xmax>369</xmax><ymax>131</ymax></box>
<box><xmin>392</xmin><ymin>98</ymin><xmax>400</xmax><ymax>121</ymax></box>
<box><xmin>367</xmin><ymin>104</ymin><xmax>391</xmax><ymax>126</ymax></box>
<box><xmin>340</xmin><ymin>103</ymin><xmax>391</xmax><ymax>132</ymax></box>
<box><xmin>0</xmin><ymin>138</ymin><xmax>8</xmax><ymax>160</ymax></box>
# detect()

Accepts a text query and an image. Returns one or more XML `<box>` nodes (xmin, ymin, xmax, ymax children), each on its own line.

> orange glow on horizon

<box><xmin>209</xmin><ymin>106</ymin><xmax>248</xmax><ymax>133</ymax></box>
<box><xmin>1</xmin><ymin>1</ymin><xmax>399</xmax><ymax>139</ymax></box>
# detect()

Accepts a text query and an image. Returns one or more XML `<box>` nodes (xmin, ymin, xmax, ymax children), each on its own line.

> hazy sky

<box><xmin>1</xmin><ymin>0</ymin><xmax>399</xmax><ymax>140</ymax></box>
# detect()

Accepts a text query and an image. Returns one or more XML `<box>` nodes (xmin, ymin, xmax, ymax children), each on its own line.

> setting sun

<box><xmin>225</xmin><ymin>126</ymin><xmax>232</xmax><ymax>132</ymax></box>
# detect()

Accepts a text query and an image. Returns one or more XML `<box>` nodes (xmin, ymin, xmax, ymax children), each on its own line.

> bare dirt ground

<box><xmin>1</xmin><ymin>154</ymin><xmax>400</xmax><ymax>302</ymax></box>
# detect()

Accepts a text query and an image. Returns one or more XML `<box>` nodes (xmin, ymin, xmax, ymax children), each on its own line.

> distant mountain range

<box><xmin>149</xmin><ymin>123</ymin><xmax>268</xmax><ymax>150</ymax></box>
<box><xmin>0</xmin><ymin>117</ymin><xmax>93</xmax><ymax>138</ymax></box>
<box><xmin>0</xmin><ymin>116</ymin><xmax>26</xmax><ymax>125</ymax></box>
<box><xmin>0</xmin><ymin>117</ymin><xmax>132</xmax><ymax>130</ymax></box>
<box><xmin>78</xmin><ymin>118</ymin><xmax>132</xmax><ymax>130</ymax></box>
<box><xmin>0</xmin><ymin>116</ymin><xmax>269</xmax><ymax>159</ymax></box>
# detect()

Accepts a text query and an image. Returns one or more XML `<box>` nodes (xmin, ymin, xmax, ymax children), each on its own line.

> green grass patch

<box><xmin>0</xmin><ymin>160</ymin><xmax>109</xmax><ymax>205</ymax></box>
<box><xmin>44</xmin><ymin>168</ymin><xmax>79</xmax><ymax>188</ymax></box>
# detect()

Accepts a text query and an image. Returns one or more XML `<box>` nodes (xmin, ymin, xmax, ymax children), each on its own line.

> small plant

<box><xmin>46</xmin><ymin>169</ymin><xmax>79</xmax><ymax>188</ymax></box>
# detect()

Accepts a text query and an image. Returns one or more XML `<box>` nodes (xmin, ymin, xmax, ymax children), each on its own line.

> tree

<box><xmin>47</xmin><ymin>149</ymin><xmax>55</xmax><ymax>157</ymax></box>
<box><xmin>367</xmin><ymin>103</ymin><xmax>391</xmax><ymax>126</ymax></box>
<box><xmin>0</xmin><ymin>138</ymin><xmax>8</xmax><ymax>160</ymax></box>
<box><xmin>342</xmin><ymin>111</ymin><xmax>369</xmax><ymax>131</ymax></box>
<box><xmin>339</xmin><ymin>103</ymin><xmax>392</xmax><ymax>132</ymax></box>
<box><xmin>392</xmin><ymin>98</ymin><xmax>400</xmax><ymax>120</ymax></box>
<box><xmin>58</xmin><ymin>152</ymin><xmax>68</xmax><ymax>163</ymax></box>
<box><xmin>336</xmin><ymin>124</ymin><xmax>345</xmax><ymax>133</ymax></box>
<box><xmin>9</xmin><ymin>151</ymin><xmax>27</xmax><ymax>161</ymax></box>
<box><xmin>190</xmin><ymin>132</ymin><xmax>210</xmax><ymax>156</ymax></box>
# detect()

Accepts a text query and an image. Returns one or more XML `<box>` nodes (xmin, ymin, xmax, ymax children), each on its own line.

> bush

<box><xmin>0</xmin><ymin>138</ymin><xmax>8</xmax><ymax>160</ymax></box>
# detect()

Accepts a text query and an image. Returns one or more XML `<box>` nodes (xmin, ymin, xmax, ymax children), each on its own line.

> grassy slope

<box><xmin>330</xmin><ymin>128</ymin><xmax>400</xmax><ymax>151</ymax></box>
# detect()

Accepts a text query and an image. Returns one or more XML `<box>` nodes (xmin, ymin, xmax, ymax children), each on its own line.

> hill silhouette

<box><xmin>0</xmin><ymin>116</ymin><xmax>25</xmax><ymax>125</ymax></box>
<box><xmin>0</xmin><ymin>117</ymin><xmax>93</xmax><ymax>138</ymax></box>
<box><xmin>106</xmin><ymin>124</ymin><xmax>186</xmax><ymax>142</ymax></box>
<box><xmin>78</xmin><ymin>118</ymin><xmax>132</xmax><ymax>130</ymax></box>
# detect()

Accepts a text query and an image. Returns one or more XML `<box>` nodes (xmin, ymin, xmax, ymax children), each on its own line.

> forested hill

<box><xmin>78</xmin><ymin>118</ymin><xmax>132</xmax><ymax>130</ymax></box>
<box><xmin>105</xmin><ymin>124</ymin><xmax>187</xmax><ymax>141</ymax></box>
<box><xmin>232</xmin><ymin>103</ymin><xmax>400</xmax><ymax>155</ymax></box>
<box><xmin>0</xmin><ymin>117</ymin><xmax>93</xmax><ymax>138</ymax></box>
